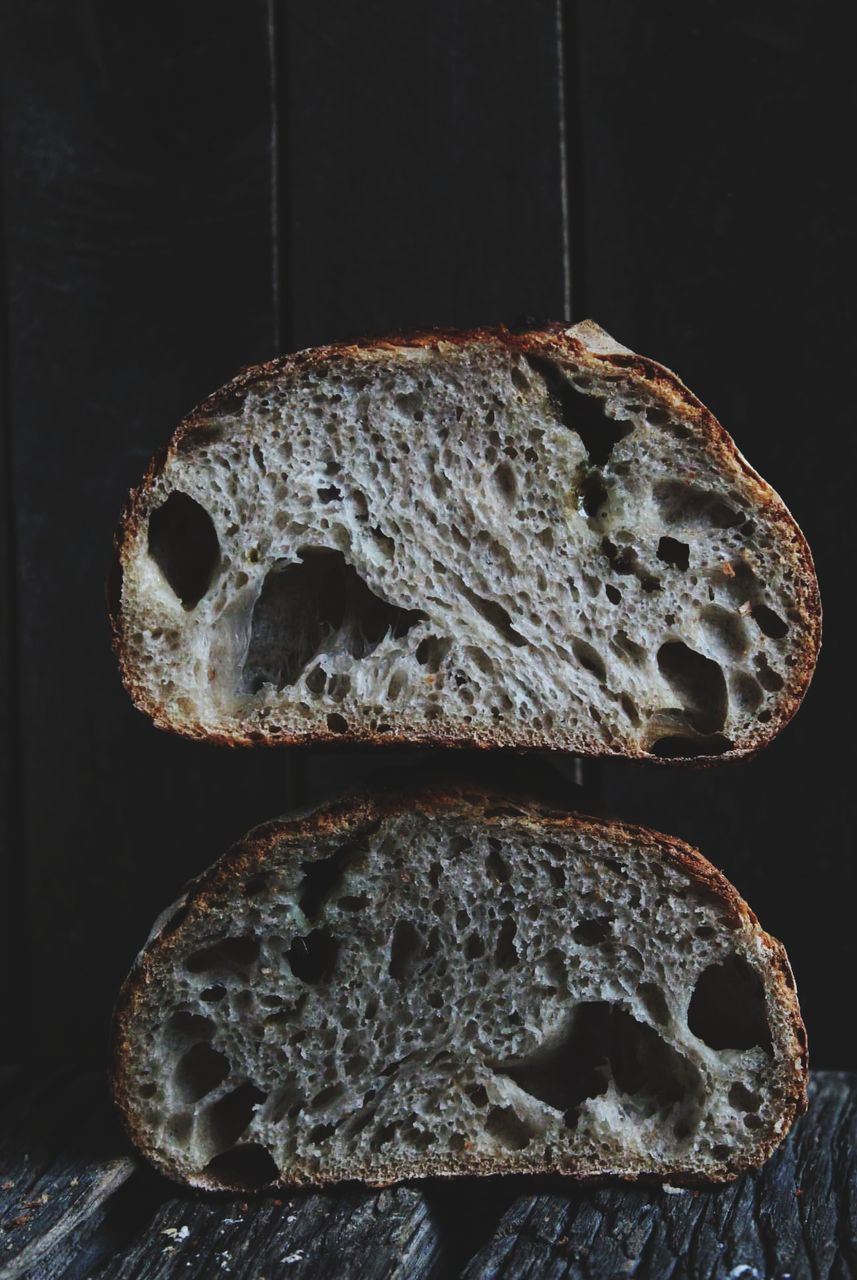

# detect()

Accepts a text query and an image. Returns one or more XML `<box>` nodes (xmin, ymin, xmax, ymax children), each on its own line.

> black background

<box><xmin>1</xmin><ymin>1</ymin><xmax>854</xmax><ymax>1069</ymax></box>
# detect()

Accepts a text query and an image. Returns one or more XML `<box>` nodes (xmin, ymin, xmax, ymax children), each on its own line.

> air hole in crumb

<box><xmin>573</xmin><ymin>917</ymin><xmax>612</xmax><ymax>946</ymax></box>
<box><xmin>465</xmin><ymin>933</ymin><xmax>485</xmax><ymax>960</ymax></box>
<box><xmin>311</xmin><ymin>1083</ymin><xmax>346</xmax><ymax>1111</ymax></box>
<box><xmin>657</xmin><ymin>537</ymin><xmax>690</xmax><ymax>570</ymax></box>
<box><xmin>751</xmin><ymin>605</ymin><xmax>789</xmax><ymax>639</ymax></box>
<box><xmin>243</xmin><ymin>547</ymin><xmax>426</xmax><ymax>690</ymax></box>
<box><xmin>166</xmin><ymin>1012</ymin><xmax>215</xmax><ymax>1040</ymax></box>
<box><xmin>298</xmin><ymin>838</ymin><xmax>365</xmax><ymax>921</ymax></box>
<box><xmin>243</xmin><ymin>873</ymin><xmax>272</xmax><ymax>897</ymax></box>
<box><xmin>174</xmin><ymin>1043</ymin><xmax>231</xmax><ymax>1103</ymax></box>
<box><xmin>653</xmin><ymin>480</ymin><xmax>741</xmax><ymax>529</ymax></box>
<box><xmin>205</xmin><ymin>1083</ymin><xmax>267</xmax><ymax>1153</ymax></box>
<box><xmin>729</xmin><ymin>1083</ymin><xmax>763</xmax><ymax>1112</ymax></box>
<box><xmin>306</xmin><ymin>665</ymin><xmax>327</xmax><ymax>695</ymax></box>
<box><xmin>327</xmin><ymin>713</ymin><xmax>348</xmax><ymax>734</ymax></box>
<box><xmin>638</xmin><ymin>983</ymin><xmax>670</xmax><ymax>1026</ymax></box>
<box><xmin>493</xmin><ymin>461</ymin><xmax>518</xmax><ymax>504</ymax></box>
<box><xmin>486</xmin><ymin>1105</ymin><xmax>534</xmax><ymax>1150</ymax></box>
<box><xmin>389</xmin><ymin>920</ymin><xmax>423</xmax><ymax>981</ymax></box>
<box><xmin>200</xmin><ymin>984</ymin><xmax>227</xmax><ymax>1003</ymax></box>
<box><xmin>416</xmin><ymin>635</ymin><xmax>452</xmax><ymax>672</ymax></box>
<box><xmin>657</xmin><ymin>642</ymin><xmax>727</xmax><ymax>734</ymax></box>
<box><xmin>755</xmin><ymin>654</ymin><xmax>784</xmax><ymax>692</ymax></box>
<box><xmin>701</xmin><ymin>606</ymin><xmax>748</xmax><ymax>657</ymax></box>
<box><xmin>486</xmin><ymin>845</ymin><xmax>511</xmax><ymax>883</ymax></box>
<box><xmin>286</xmin><ymin>929</ymin><xmax>340</xmax><ymax>984</ymax></box>
<box><xmin>732</xmin><ymin>672</ymin><xmax>764</xmax><ymax>711</ymax></box>
<box><xmin>572</xmin><ymin>638</ymin><xmax>607</xmax><ymax>683</ymax></box>
<box><xmin>613</xmin><ymin>630</ymin><xmax>646</xmax><ymax>666</ymax></box>
<box><xmin>317</xmin><ymin>485</ymin><xmax>341</xmax><ymax>504</ymax></box>
<box><xmin>371</xmin><ymin>1123</ymin><xmax>397</xmax><ymax>1151</ymax></box>
<box><xmin>147</xmin><ymin>492</ymin><xmax>220</xmax><ymax>609</ymax></box>
<box><xmin>139</xmin><ymin>1082</ymin><xmax>156</xmax><ymax>1099</ymax></box>
<box><xmin>496</xmin><ymin>1003</ymin><xmax>701</xmax><ymax>1129</ymax></box>
<box><xmin>456</xmin><ymin>580</ymin><xmax>527</xmax><ymax>648</ymax></box>
<box><xmin>495</xmin><ymin>918</ymin><xmax>518</xmax><ymax>970</ymax></box>
<box><xmin>523</xmin><ymin>354</ymin><xmax>633</xmax><ymax>466</ymax></box>
<box><xmin>544</xmin><ymin>948</ymin><xmax>567</xmax><ymax>987</ymax></box>
<box><xmin>186</xmin><ymin>936</ymin><xmax>260</xmax><ymax>974</ymax></box>
<box><xmin>338</xmin><ymin>894</ymin><xmax>369</xmax><ymax>912</ymax></box>
<box><xmin>688</xmin><ymin>956</ymin><xmax>772</xmax><ymax>1052</ymax></box>
<box><xmin>620</xmin><ymin>693</ymin><xmax>640</xmax><ymax>724</ymax></box>
<box><xmin>204</xmin><ymin>1143</ymin><xmax>278</xmax><ymax>1189</ymax></box>
<box><xmin>605</xmin><ymin>584</ymin><xmax>622</xmax><ymax>604</ymax></box>
<box><xmin>581</xmin><ymin>471</ymin><xmax>609</xmax><ymax>519</ymax></box>
<box><xmin>468</xmin><ymin>1083</ymin><xmax>489</xmax><ymax>1107</ymax></box>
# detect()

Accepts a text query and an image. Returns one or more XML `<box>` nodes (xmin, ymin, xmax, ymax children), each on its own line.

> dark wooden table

<box><xmin>1</xmin><ymin>1070</ymin><xmax>854</xmax><ymax>1279</ymax></box>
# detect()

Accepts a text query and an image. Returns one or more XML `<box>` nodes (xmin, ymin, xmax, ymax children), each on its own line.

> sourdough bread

<box><xmin>112</xmin><ymin>787</ymin><xmax>807</xmax><ymax>1189</ymax></box>
<box><xmin>111</xmin><ymin>321</ymin><xmax>820</xmax><ymax>759</ymax></box>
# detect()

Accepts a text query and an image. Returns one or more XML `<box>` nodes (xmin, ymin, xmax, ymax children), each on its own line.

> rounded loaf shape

<box><xmin>111</xmin><ymin>321</ymin><xmax>820</xmax><ymax>761</ymax></box>
<box><xmin>112</xmin><ymin>787</ymin><xmax>807</xmax><ymax>1190</ymax></box>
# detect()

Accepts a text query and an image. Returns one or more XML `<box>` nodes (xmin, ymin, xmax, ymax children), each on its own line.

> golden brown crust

<box><xmin>111</xmin><ymin>783</ymin><xmax>808</xmax><ymax>1189</ymax></box>
<box><xmin>110</xmin><ymin>322</ymin><xmax>821</xmax><ymax>763</ymax></box>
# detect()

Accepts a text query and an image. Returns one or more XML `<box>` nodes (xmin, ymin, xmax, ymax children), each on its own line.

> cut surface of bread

<box><xmin>112</xmin><ymin>788</ymin><xmax>807</xmax><ymax>1189</ymax></box>
<box><xmin>112</xmin><ymin>321</ymin><xmax>819</xmax><ymax>761</ymax></box>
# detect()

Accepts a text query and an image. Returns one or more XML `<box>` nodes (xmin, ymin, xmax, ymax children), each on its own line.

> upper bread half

<box><xmin>110</xmin><ymin>321</ymin><xmax>820</xmax><ymax>761</ymax></box>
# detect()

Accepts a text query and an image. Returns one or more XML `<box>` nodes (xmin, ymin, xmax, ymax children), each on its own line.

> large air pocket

<box><xmin>242</xmin><ymin>547</ymin><xmax>426</xmax><ymax>692</ymax></box>
<box><xmin>147</xmin><ymin>492</ymin><xmax>220</xmax><ymax>609</ymax></box>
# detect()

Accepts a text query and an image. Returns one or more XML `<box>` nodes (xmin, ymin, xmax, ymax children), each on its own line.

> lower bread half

<box><xmin>112</xmin><ymin>786</ymin><xmax>807</xmax><ymax>1189</ymax></box>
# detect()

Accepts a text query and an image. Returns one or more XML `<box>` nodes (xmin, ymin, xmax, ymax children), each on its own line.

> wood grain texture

<box><xmin>464</xmin><ymin>1073</ymin><xmax>857</xmax><ymax>1277</ymax></box>
<box><xmin>0</xmin><ymin>1068</ymin><xmax>134</xmax><ymax>1280</ymax></box>
<box><xmin>0</xmin><ymin>1072</ymin><xmax>853</xmax><ymax>1279</ymax></box>
<box><xmin>574</xmin><ymin>0</ymin><xmax>857</xmax><ymax>1067</ymax></box>
<box><xmin>0</xmin><ymin>0</ymin><xmax>295</xmax><ymax>1062</ymax></box>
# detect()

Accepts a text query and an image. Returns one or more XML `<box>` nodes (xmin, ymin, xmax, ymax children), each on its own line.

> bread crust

<box><xmin>111</xmin><ymin>783</ymin><xmax>808</xmax><ymax>1190</ymax></box>
<box><xmin>109</xmin><ymin>321</ymin><xmax>820</xmax><ymax>763</ymax></box>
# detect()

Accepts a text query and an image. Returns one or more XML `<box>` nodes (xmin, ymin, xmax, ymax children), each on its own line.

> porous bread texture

<box><xmin>112</xmin><ymin>791</ymin><xmax>807</xmax><ymax>1190</ymax></box>
<box><xmin>113</xmin><ymin>321</ymin><xmax>820</xmax><ymax>760</ymax></box>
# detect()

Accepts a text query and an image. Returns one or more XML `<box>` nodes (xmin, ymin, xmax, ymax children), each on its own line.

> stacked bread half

<box><xmin>110</xmin><ymin>321</ymin><xmax>819</xmax><ymax>1189</ymax></box>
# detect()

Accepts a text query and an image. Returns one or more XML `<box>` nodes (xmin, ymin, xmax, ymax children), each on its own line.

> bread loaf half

<box><xmin>111</xmin><ymin>321</ymin><xmax>820</xmax><ymax>760</ymax></box>
<box><xmin>112</xmin><ymin>787</ymin><xmax>807</xmax><ymax>1189</ymax></box>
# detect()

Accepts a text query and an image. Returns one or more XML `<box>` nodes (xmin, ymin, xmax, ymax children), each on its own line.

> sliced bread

<box><xmin>112</xmin><ymin>787</ymin><xmax>807</xmax><ymax>1189</ymax></box>
<box><xmin>110</xmin><ymin>321</ymin><xmax>819</xmax><ymax>761</ymax></box>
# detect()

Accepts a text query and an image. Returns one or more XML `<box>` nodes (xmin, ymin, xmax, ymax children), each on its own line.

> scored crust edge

<box><xmin>107</xmin><ymin>320</ymin><xmax>821</xmax><ymax>764</ymax></box>
<box><xmin>110</xmin><ymin>782</ymin><xmax>809</xmax><ymax>1190</ymax></box>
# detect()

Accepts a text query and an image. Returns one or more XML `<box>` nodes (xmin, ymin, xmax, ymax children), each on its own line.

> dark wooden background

<box><xmin>0</xmin><ymin>0</ymin><xmax>853</xmax><ymax>1071</ymax></box>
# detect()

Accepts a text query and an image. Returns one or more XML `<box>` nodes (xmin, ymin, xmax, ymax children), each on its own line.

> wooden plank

<box><xmin>0</xmin><ymin>1071</ymin><xmax>853</xmax><ymax>1279</ymax></box>
<box><xmin>574</xmin><ymin>0</ymin><xmax>856</xmax><ymax>1067</ymax></box>
<box><xmin>462</xmin><ymin>1072</ymin><xmax>857</xmax><ymax>1279</ymax></box>
<box><xmin>92</xmin><ymin>1186</ymin><xmax>443</xmax><ymax>1280</ymax></box>
<box><xmin>0</xmin><ymin>1069</ymin><xmax>135</xmax><ymax>1280</ymax></box>
<box><xmin>0</xmin><ymin>0</ymin><xmax>294</xmax><ymax>1061</ymax></box>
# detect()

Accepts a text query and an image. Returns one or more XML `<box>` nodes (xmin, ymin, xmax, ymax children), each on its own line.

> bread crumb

<box><xmin>162</xmin><ymin>1225</ymin><xmax>190</xmax><ymax>1241</ymax></box>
